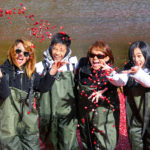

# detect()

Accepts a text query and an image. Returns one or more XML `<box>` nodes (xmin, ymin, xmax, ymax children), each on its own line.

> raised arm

<box><xmin>100</xmin><ymin>60</ymin><xmax>129</xmax><ymax>87</ymax></box>
<box><xmin>130</xmin><ymin>68</ymin><xmax>150</xmax><ymax>88</ymax></box>
<box><xmin>103</xmin><ymin>62</ymin><xmax>150</xmax><ymax>88</ymax></box>
<box><xmin>35</xmin><ymin>60</ymin><xmax>69</xmax><ymax>92</ymax></box>
<box><xmin>34</xmin><ymin>71</ymin><xmax>56</xmax><ymax>92</ymax></box>
<box><xmin>106</xmin><ymin>71</ymin><xmax>129</xmax><ymax>87</ymax></box>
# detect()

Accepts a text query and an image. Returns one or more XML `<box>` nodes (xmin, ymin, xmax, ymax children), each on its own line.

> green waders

<box><xmin>78</xmin><ymin>83</ymin><xmax>119</xmax><ymax>150</ymax></box>
<box><xmin>0</xmin><ymin>87</ymin><xmax>39</xmax><ymax>150</ymax></box>
<box><xmin>125</xmin><ymin>87</ymin><xmax>150</xmax><ymax>150</ymax></box>
<box><xmin>39</xmin><ymin>71</ymin><xmax>79</xmax><ymax>150</ymax></box>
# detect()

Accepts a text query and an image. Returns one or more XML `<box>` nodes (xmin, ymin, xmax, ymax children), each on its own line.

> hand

<box><xmin>88</xmin><ymin>88</ymin><xmax>108</xmax><ymax>103</ymax></box>
<box><xmin>49</xmin><ymin>61</ymin><xmax>69</xmax><ymax>75</ymax></box>
<box><xmin>0</xmin><ymin>69</ymin><xmax>3</xmax><ymax>78</ymax></box>
<box><xmin>100</xmin><ymin>60</ymin><xmax>113</xmax><ymax>74</ymax></box>
<box><xmin>122</xmin><ymin>66</ymin><xmax>140</xmax><ymax>74</ymax></box>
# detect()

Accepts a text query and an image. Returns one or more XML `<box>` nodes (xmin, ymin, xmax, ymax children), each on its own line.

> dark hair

<box><xmin>49</xmin><ymin>32</ymin><xmax>71</xmax><ymax>56</ymax></box>
<box><xmin>127</xmin><ymin>41</ymin><xmax>150</xmax><ymax>69</ymax></box>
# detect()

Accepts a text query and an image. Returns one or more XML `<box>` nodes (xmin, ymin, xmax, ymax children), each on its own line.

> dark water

<box><xmin>1</xmin><ymin>0</ymin><xmax>150</xmax><ymax>69</ymax></box>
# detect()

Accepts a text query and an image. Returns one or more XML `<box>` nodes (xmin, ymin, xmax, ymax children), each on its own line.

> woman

<box><xmin>77</xmin><ymin>40</ymin><xmax>120</xmax><ymax>150</ymax></box>
<box><xmin>103</xmin><ymin>41</ymin><xmax>150</xmax><ymax>149</ymax></box>
<box><xmin>36</xmin><ymin>32</ymin><xmax>79</xmax><ymax>150</ymax></box>
<box><xmin>0</xmin><ymin>39</ymin><xmax>57</xmax><ymax>150</ymax></box>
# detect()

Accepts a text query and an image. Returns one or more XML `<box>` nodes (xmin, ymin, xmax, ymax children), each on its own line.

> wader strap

<box><xmin>129</xmin><ymin>90</ymin><xmax>143</xmax><ymax>125</ymax></box>
<box><xmin>21</xmin><ymin>99</ymin><xmax>25</xmax><ymax>121</ymax></box>
<box><xmin>66</xmin><ymin>64</ymin><xmax>70</xmax><ymax>71</ymax></box>
<box><xmin>86</xmin><ymin>114</ymin><xmax>94</xmax><ymax>150</ymax></box>
<box><xmin>142</xmin><ymin>92</ymin><xmax>149</xmax><ymax>137</ymax></box>
<box><xmin>20</xmin><ymin>74</ymin><xmax>35</xmax><ymax>120</ymax></box>
<box><xmin>67</xmin><ymin>63</ymin><xmax>76</xmax><ymax>73</ymax></box>
<box><xmin>72</xmin><ymin>63</ymin><xmax>75</xmax><ymax>74</ymax></box>
<box><xmin>44</xmin><ymin>91</ymin><xmax>53</xmax><ymax>142</ymax></box>
<box><xmin>34</xmin><ymin>92</ymin><xmax>40</xmax><ymax>111</ymax></box>
<box><xmin>42</xmin><ymin>60</ymin><xmax>50</xmax><ymax>75</ymax></box>
<box><xmin>27</xmin><ymin>74</ymin><xmax>35</xmax><ymax>113</ymax></box>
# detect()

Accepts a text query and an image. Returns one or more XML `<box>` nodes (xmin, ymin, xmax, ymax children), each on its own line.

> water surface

<box><xmin>0</xmin><ymin>0</ymin><xmax>150</xmax><ymax>68</ymax></box>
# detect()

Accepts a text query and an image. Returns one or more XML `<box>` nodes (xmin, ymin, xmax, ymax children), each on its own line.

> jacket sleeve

<box><xmin>130</xmin><ymin>68</ymin><xmax>150</xmax><ymax>88</ymax></box>
<box><xmin>106</xmin><ymin>70</ymin><xmax>129</xmax><ymax>87</ymax></box>
<box><xmin>34</xmin><ymin>71</ymin><xmax>56</xmax><ymax>92</ymax></box>
<box><xmin>0</xmin><ymin>75</ymin><xmax>11</xmax><ymax>100</ymax></box>
<box><xmin>106</xmin><ymin>68</ymin><xmax>150</xmax><ymax>88</ymax></box>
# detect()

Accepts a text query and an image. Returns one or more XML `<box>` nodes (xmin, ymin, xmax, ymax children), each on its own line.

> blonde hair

<box><xmin>7</xmin><ymin>39</ymin><xmax>36</xmax><ymax>78</ymax></box>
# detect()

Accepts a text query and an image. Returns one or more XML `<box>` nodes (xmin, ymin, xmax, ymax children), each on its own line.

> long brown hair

<box><xmin>87</xmin><ymin>40</ymin><xmax>114</xmax><ymax>64</ymax></box>
<box><xmin>7</xmin><ymin>39</ymin><xmax>36</xmax><ymax>78</ymax></box>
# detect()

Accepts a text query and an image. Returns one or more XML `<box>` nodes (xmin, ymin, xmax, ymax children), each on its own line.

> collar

<box><xmin>17</xmin><ymin>70</ymin><xmax>24</xmax><ymax>74</ymax></box>
<box><xmin>42</xmin><ymin>48</ymin><xmax>72</xmax><ymax>67</ymax></box>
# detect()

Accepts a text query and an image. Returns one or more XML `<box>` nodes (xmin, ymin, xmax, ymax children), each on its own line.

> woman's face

<box><xmin>14</xmin><ymin>42</ymin><xmax>30</xmax><ymax>68</ymax></box>
<box><xmin>52</xmin><ymin>43</ymin><xmax>67</xmax><ymax>61</ymax></box>
<box><xmin>133</xmin><ymin>47</ymin><xmax>145</xmax><ymax>68</ymax></box>
<box><xmin>89</xmin><ymin>49</ymin><xmax>110</xmax><ymax>70</ymax></box>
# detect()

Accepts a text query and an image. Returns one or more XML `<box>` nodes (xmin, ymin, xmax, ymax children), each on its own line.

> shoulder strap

<box><xmin>68</xmin><ymin>57</ymin><xmax>76</xmax><ymax>73</ymax></box>
<box><xmin>142</xmin><ymin>92</ymin><xmax>149</xmax><ymax>138</ymax></box>
<box><xmin>42</xmin><ymin>60</ymin><xmax>50</xmax><ymax>76</ymax></box>
<box><xmin>66</xmin><ymin>64</ymin><xmax>70</xmax><ymax>71</ymax></box>
<box><xmin>27</xmin><ymin>74</ymin><xmax>35</xmax><ymax>113</ymax></box>
<box><xmin>72</xmin><ymin>63</ymin><xmax>76</xmax><ymax>74</ymax></box>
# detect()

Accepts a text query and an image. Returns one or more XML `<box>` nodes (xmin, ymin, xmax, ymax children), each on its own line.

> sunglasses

<box><xmin>15</xmin><ymin>49</ymin><xmax>30</xmax><ymax>57</ymax></box>
<box><xmin>89</xmin><ymin>53</ymin><xmax>106</xmax><ymax>59</ymax></box>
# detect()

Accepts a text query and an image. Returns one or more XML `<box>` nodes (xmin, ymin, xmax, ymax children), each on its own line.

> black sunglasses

<box><xmin>89</xmin><ymin>53</ymin><xmax>106</xmax><ymax>59</ymax></box>
<box><xmin>15</xmin><ymin>49</ymin><xmax>30</xmax><ymax>57</ymax></box>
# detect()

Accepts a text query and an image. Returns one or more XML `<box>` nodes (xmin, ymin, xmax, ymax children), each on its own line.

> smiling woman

<box><xmin>0</xmin><ymin>38</ymin><xmax>58</xmax><ymax>150</ymax></box>
<box><xmin>87</xmin><ymin>40</ymin><xmax>114</xmax><ymax>70</ymax></box>
<box><xmin>15</xmin><ymin>47</ymin><xmax>30</xmax><ymax>65</ymax></box>
<box><xmin>52</xmin><ymin>43</ymin><xmax>67</xmax><ymax>61</ymax></box>
<box><xmin>103</xmin><ymin>41</ymin><xmax>150</xmax><ymax>149</ymax></box>
<box><xmin>76</xmin><ymin>40</ymin><xmax>120</xmax><ymax>150</ymax></box>
<box><xmin>7</xmin><ymin>39</ymin><xmax>36</xmax><ymax>78</ymax></box>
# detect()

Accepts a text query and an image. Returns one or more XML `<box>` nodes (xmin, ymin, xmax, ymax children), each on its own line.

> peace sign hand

<box><xmin>50</xmin><ymin>61</ymin><xmax>69</xmax><ymax>75</ymax></box>
<box><xmin>100</xmin><ymin>60</ymin><xmax>113</xmax><ymax>74</ymax></box>
<box><xmin>121</xmin><ymin>66</ymin><xmax>141</xmax><ymax>74</ymax></box>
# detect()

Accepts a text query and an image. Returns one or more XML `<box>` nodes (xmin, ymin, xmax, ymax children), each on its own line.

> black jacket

<box><xmin>77</xmin><ymin>57</ymin><xmax>119</xmax><ymax>107</ymax></box>
<box><xmin>0</xmin><ymin>60</ymin><xmax>55</xmax><ymax>100</ymax></box>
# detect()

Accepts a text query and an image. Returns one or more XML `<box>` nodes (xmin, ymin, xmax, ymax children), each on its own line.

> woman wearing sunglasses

<box><xmin>0</xmin><ymin>39</ymin><xmax>59</xmax><ymax>150</ymax></box>
<box><xmin>76</xmin><ymin>40</ymin><xmax>120</xmax><ymax>150</ymax></box>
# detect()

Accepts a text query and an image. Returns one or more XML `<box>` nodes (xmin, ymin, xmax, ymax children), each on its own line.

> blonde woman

<box><xmin>0</xmin><ymin>39</ymin><xmax>57</xmax><ymax>150</ymax></box>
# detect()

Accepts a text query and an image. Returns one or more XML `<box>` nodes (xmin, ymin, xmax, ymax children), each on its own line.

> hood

<box><xmin>42</xmin><ymin>48</ymin><xmax>72</xmax><ymax>67</ymax></box>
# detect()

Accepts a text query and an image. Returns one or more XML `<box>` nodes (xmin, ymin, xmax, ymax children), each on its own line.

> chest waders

<box><xmin>125</xmin><ymin>86</ymin><xmax>150</xmax><ymax>150</ymax></box>
<box><xmin>78</xmin><ymin>83</ymin><xmax>119</xmax><ymax>150</ymax></box>
<box><xmin>39</xmin><ymin>71</ymin><xmax>79</xmax><ymax>150</ymax></box>
<box><xmin>0</xmin><ymin>87</ymin><xmax>40</xmax><ymax>150</ymax></box>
